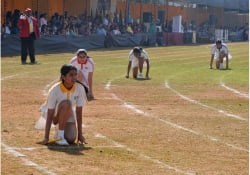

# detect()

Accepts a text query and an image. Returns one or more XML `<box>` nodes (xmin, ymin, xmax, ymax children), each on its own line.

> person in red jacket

<box><xmin>18</xmin><ymin>8</ymin><xmax>40</xmax><ymax>64</ymax></box>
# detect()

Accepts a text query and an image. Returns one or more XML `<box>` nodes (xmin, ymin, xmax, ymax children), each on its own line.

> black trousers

<box><xmin>21</xmin><ymin>33</ymin><xmax>36</xmax><ymax>63</ymax></box>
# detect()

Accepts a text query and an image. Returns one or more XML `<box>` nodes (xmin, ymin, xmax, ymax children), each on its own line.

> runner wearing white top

<box><xmin>126</xmin><ymin>47</ymin><xmax>150</xmax><ymax>79</ymax></box>
<box><xmin>70</xmin><ymin>49</ymin><xmax>95</xmax><ymax>100</ymax></box>
<box><xmin>210</xmin><ymin>40</ymin><xmax>230</xmax><ymax>70</ymax></box>
<box><xmin>37</xmin><ymin>64</ymin><xmax>88</xmax><ymax>145</ymax></box>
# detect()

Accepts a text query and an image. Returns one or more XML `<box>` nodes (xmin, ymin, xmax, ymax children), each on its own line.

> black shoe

<box><xmin>29</xmin><ymin>61</ymin><xmax>37</xmax><ymax>65</ymax></box>
<box><xmin>21</xmin><ymin>62</ymin><xmax>27</xmax><ymax>65</ymax></box>
<box><xmin>87</xmin><ymin>94</ymin><xmax>95</xmax><ymax>101</ymax></box>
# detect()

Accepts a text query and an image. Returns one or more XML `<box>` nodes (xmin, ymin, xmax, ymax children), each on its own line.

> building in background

<box><xmin>2</xmin><ymin>0</ymin><xmax>248</xmax><ymax>28</ymax></box>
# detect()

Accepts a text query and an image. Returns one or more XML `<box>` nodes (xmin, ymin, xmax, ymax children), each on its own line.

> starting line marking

<box><xmin>220</xmin><ymin>82</ymin><xmax>249</xmax><ymax>99</ymax></box>
<box><xmin>1</xmin><ymin>142</ymin><xmax>57</xmax><ymax>175</ymax></box>
<box><xmin>111</xmin><ymin>93</ymin><xmax>248</xmax><ymax>153</ymax></box>
<box><xmin>165</xmin><ymin>81</ymin><xmax>246</xmax><ymax>121</ymax></box>
<box><xmin>93</xmin><ymin>132</ymin><xmax>196</xmax><ymax>175</ymax></box>
<box><xmin>105</xmin><ymin>79</ymin><xmax>248</xmax><ymax>152</ymax></box>
<box><xmin>4</xmin><ymin>133</ymin><xmax>195</xmax><ymax>174</ymax></box>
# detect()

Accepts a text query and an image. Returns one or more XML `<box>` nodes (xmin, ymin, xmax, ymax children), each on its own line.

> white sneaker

<box><xmin>138</xmin><ymin>73</ymin><xmax>143</xmax><ymax>79</ymax></box>
<box><xmin>55</xmin><ymin>130</ymin><xmax>69</xmax><ymax>145</ymax></box>
<box><xmin>56</xmin><ymin>138</ymin><xmax>69</xmax><ymax>146</ymax></box>
<box><xmin>219</xmin><ymin>63</ymin><xmax>223</xmax><ymax>70</ymax></box>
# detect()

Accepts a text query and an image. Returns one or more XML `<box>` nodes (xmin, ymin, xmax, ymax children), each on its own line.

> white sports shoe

<box><xmin>219</xmin><ymin>63</ymin><xmax>223</xmax><ymax>70</ymax></box>
<box><xmin>56</xmin><ymin>139</ymin><xmax>69</xmax><ymax>146</ymax></box>
<box><xmin>55</xmin><ymin>130</ymin><xmax>69</xmax><ymax>146</ymax></box>
<box><xmin>138</xmin><ymin>73</ymin><xmax>143</xmax><ymax>79</ymax></box>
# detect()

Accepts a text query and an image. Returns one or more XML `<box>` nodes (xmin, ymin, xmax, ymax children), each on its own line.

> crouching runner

<box><xmin>37</xmin><ymin>64</ymin><xmax>88</xmax><ymax>145</ymax></box>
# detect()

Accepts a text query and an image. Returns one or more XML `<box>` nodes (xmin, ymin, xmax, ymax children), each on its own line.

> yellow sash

<box><xmin>29</xmin><ymin>17</ymin><xmax>33</xmax><ymax>33</ymax></box>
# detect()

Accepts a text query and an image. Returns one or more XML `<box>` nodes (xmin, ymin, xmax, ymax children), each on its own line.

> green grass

<box><xmin>2</xmin><ymin>42</ymin><xmax>248</xmax><ymax>88</ymax></box>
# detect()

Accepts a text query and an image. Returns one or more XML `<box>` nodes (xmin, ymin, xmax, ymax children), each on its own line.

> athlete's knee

<box><xmin>58</xmin><ymin>100</ymin><xmax>72</xmax><ymax>110</ymax></box>
<box><xmin>64</xmin><ymin>123</ymin><xmax>77</xmax><ymax>144</ymax></box>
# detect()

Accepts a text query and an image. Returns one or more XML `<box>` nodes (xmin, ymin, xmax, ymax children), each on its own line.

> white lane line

<box><xmin>1</xmin><ymin>142</ymin><xmax>57</xmax><ymax>175</ymax></box>
<box><xmin>105</xmin><ymin>81</ymin><xmax>111</xmax><ymax>90</ymax></box>
<box><xmin>105</xmin><ymin>79</ymin><xmax>248</xmax><ymax>152</ymax></box>
<box><xmin>165</xmin><ymin>81</ymin><xmax>246</xmax><ymax>121</ymax></box>
<box><xmin>1</xmin><ymin>67</ymin><xmax>58</xmax><ymax>81</ymax></box>
<box><xmin>110</xmin><ymin>93</ymin><xmax>248</xmax><ymax>153</ymax></box>
<box><xmin>1</xmin><ymin>74</ymin><xmax>60</xmax><ymax>174</ymax></box>
<box><xmin>105</xmin><ymin>75</ymin><xmax>125</xmax><ymax>90</ymax></box>
<box><xmin>3</xmin><ymin>132</ymin><xmax>196</xmax><ymax>175</ymax></box>
<box><xmin>93</xmin><ymin>132</ymin><xmax>196</xmax><ymax>175</ymax></box>
<box><xmin>0</xmin><ymin>74</ymin><xmax>20</xmax><ymax>80</ymax></box>
<box><xmin>220</xmin><ymin>82</ymin><xmax>249</xmax><ymax>99</ymax></box>
<box><xmin>121</xmin><ymin>100</ymin><xmax>199</xmax><ymax>135</ymax></box>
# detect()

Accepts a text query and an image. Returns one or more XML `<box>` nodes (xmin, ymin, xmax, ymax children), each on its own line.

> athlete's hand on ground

<box><xmin>37</xmin><ymin>138</ymin><xmax>49</xmax><ymax>145</ymax></box>
<box><xmin>78</xmin><ymin>135</ymin><xmax>88</xmax><ymax>144</ymax></box>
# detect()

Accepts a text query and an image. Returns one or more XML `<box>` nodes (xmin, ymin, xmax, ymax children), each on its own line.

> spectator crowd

<box><xmin>2</xmin><ymin>9</ymin><xmax>149</xmax><ymax>38</ymax></box>
<box><xmin>1</xmin><ymin>8</ymin><xmax>248</xmax><ymax>42</ymax></box>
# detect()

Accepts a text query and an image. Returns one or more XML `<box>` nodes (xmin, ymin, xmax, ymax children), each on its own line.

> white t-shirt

<box><xmin>128</xmin><ymin>49</ymin><xmax>149</xmax><ymax>68</ymax></box>
<box><xmin>141</xmin><ymin>50</ymin><xmax>149</xmax><ymax>59</ymax></box>
<box><xmin>70</xmin><ymin>56</ymin><xmax>94</xmax><ymax>87</ymax></box>
<box><xmin>211</xmin><ymin>43</ymin><xmax>229</xmax><ymax>60</ymax></box>
<box><xmin>47</xmin><ymin>82</ymin><xmax>87</xmax><ymax>118</ymax></box>
<box><xmin>40</xmin><ymin>17</ymin><xmax>47</xmax><ymax>26</ymax></box>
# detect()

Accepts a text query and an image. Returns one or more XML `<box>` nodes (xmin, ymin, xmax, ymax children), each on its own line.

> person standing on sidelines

<box><xmin>126</xmin><ymin>47</ymin><xmax>150</xmax><ymax>79</ymax></box>
<box><xmin>69</xmin><ymin>49</ymin><xmax>95</xmax><ymax>100</ymax></box>
<box><xmin>18</xmin><ymin>8</ymin><xmax>40</xmax><ymax>64</ymax></box>
<box><xmin>209</xmin><ymin>40</ymin><xmax>230</xmax><ymax>70</ymax></box>
<box><xmin>38</xmin><ymin>64</ymin><xmax>88</xmax><ymax>145</ymax></box>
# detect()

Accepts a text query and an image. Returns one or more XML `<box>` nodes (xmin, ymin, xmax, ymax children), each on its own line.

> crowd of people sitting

<box><xmin>2</xmin><ymin>9</ymin><xmax>151</xmax><ymax>38</ymax></box>
<box><xmin>1</xmin><ymin>8</ymin><xmax>248</xmax><ymax>42</ymax></box>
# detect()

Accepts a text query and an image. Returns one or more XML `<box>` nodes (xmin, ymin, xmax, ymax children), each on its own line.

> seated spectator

<box><xmin>138</xmin><ymin>23</ymin><xmax>146</xmax><ymax>33</ymax></box>
<box><xmin>156</xmin><ymin>27</ymin><xmax>164</xmax><ymax>46</ymax></box>
<box><xmin>132</xmin><ymin>21</ymin><xmax>139</xmax><ymax>34</ymax></box>
<box><xmin>91</xmin><ymin>24</ymin><xmax>97</xmax><ymax>34</ymax></box>
<box><xmin>62</xmin><ymin>21</ymin><xmax>69</xmax><ymax>36</ymax></box>
<box><xmin>96</xmin><ymin>24</ymin><xmax>106</xmax><ymax>36</ymax></box>
<box><xmin>68</xmin><ymin>18</ymin><xmax>78</xmax><ymax>37</ymax></box>
<box><xmin>103</xmin><ymin>14</ymin><xmax>109</xmax><ymax>28</ymax></box>
<box><xmin>243</xmin><ymin>25</ymin><xmax>248</xmax><ymax>41</ymax></box>
<box><xmin>2</xmin><ymin>22</ymin><xmax>11</xmax><ymax>36</ymax></box>
<box><xmin>126</xmin><ymin>23</ymin><xmax>133</xmax><ymax>34</ymax></box>
<box><xmin>120</xmin><ymin>25</ymin><xmax>127</xmax><ymax>34</ymax></box>
<box><xmin>10</xmin><ymin>9</ymin><xmax>20</xmax><ymax>34</ymax></box>
<box><xmin>78</xmin><ymin>24</ymin><xmax>86</xmax><ymax>36</ymax></box>
<box><xmin>148</xmin><ymin>22</ymin><xmax>156</xmax><ymax>33</ymax></box>
<box><xmin>39</xmin><ymin>13</ymin><xmax>48</xmax><ymax>35</ymax></box>
<box><xmin>112</xmin><ymin>26</ymin><xmax>121</xmax><ymax>35</ymax></box>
